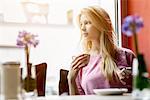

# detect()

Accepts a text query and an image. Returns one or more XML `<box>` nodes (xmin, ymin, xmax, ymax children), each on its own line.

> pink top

<box><xmin>75</xmin><ymin>48</ymin><xmax>135</xmax><ymax>95</ymax></box>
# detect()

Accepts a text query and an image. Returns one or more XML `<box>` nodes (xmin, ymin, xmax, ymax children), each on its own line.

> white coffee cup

<box><xmin>0</xmin><ymin>61</ymin><xmax>21</xmax><ymax>100</ymax></box>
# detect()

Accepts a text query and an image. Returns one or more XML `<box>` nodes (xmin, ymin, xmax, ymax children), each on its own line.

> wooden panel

<box><xmin>122</xmin><ymin>0</ymin><xmax>150</xmax><ymax>72</ymax></box>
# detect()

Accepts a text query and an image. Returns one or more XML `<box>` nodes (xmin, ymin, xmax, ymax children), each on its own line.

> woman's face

<box><xmin>79</xmin><ymin>14</ymin><xmax>100</xmax><ymax>41</ymax></box>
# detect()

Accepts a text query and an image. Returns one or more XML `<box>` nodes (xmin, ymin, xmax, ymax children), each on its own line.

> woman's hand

<box><xmin>68</xmin><ymin>54</ymin><xmax>90</xmax><ymax>81</ymax></box>
<box><xmin>116</xmin><ymin>67</ymin><xmax>132</xmax><ymax>85</ymax></box>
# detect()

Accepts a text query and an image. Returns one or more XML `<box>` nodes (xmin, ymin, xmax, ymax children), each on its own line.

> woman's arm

<box><xmin>68</xmin><ymin>78</ymin><xmax>79</xmax><ymax>95</ymax></box>
<box><xmin>67</xmin><ymin>54</ymin><xmax>90</xmax><ymax>95</ymax></box>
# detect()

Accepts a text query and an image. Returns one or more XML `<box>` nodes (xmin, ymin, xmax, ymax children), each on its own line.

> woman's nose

<box><xmin>81</xmin><ymin>24</ymin><xmax>86</xmax><ymax>31</ymax></box>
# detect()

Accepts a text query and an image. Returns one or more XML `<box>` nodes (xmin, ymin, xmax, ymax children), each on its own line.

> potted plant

<box><xmin>16</xmin><ymin>30</ymin><xmax>39</xmax><ymax>92</ymax></box>
<box><xmin>122</xmin><ymin>15</ymin><xmax>150</xmax><ymax>99</ymax></box>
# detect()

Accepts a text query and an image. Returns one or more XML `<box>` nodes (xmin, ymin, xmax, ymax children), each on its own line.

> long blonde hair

<box><xmin>77</xmin><ymin>6</ymin><xmax>119</xmax><ymax>82</ymax></box>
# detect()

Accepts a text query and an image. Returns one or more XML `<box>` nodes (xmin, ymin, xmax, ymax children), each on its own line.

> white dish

<box><xmin>93</xmin><ymin>88</ymin><xmax>128</xmax><ymax>95</ymax></box>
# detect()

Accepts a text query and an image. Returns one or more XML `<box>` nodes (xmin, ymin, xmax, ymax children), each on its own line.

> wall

<box><xmin>121</xmin><ymin>0</ymin><xmax>150</xmax><ymax>72</ymax></box>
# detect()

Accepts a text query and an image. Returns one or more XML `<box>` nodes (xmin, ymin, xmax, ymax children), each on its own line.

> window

<box><xmin>0</xmin><ymin>0</ymin><xmax>121</xmax><ymax>94</ymax></box>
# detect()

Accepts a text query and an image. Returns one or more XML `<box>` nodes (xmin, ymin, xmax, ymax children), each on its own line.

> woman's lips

<box><xmin>83</xmin><ymin>33</ymin><xmax>88</xmax><ymax>37</ymax></box>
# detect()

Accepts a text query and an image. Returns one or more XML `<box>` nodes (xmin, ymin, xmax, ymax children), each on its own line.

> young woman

<box><xmin>67</xmin><ymin>6</ymin><xmax>135</xmax><ymax>95</ymax></box>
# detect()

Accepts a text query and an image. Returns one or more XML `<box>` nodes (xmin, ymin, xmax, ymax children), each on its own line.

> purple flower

<box><xmin>122</xmin><ymin>15</ymin><xmax>144</xmax><ymax>36</ymax></box>
<box><xmin>16</xmin><ymin>30</ymin><xmax>39</xmax><ymax>47</ymax></box>
<box><xmin>17</xmin><ymin>31</ymin><xmax>39</xmax><ymax>72</ymax></box>
<box><xmin>122</xmin><ymin>15</ymin><xmax>144</xmax><ymax>55</ymax></box>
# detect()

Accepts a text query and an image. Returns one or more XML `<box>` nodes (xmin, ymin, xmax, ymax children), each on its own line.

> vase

<box><xmin>132</xmin><ymin>54</ymin><xmax>150</xmax><ymax>99</ymax></box>
<box><xmin>23</xmin><ymin>63</ymin><xmax>36</xmax><ymax>91</ymax></box>
<box><xmin>21</xmin><ymin>63</ymin><xmax>37</xmax><ymax>99</ymax></box>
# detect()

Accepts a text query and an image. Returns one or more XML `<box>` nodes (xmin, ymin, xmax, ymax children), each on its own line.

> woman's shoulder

<box><xmin>115</xmin><ymin>47</ymin><xmax>135</xmax><ymax>67</ymax></box>
<box><xmin>117</xmin><ymin>47</ymin><xmax>135</xmax><ymax>56</ymax></box>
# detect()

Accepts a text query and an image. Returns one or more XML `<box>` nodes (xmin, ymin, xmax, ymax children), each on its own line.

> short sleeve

<box><xmin>125</xmin><ymin>50</ymin><xmax>136</xmax><ymax>67</ymax></box>
<box><xmin>116</xmin><ymin>48</ymin><xmax>136</xmax><ymax>68</ymax></box>
<box><xmin>115</xmin><ymin>48</ymin><xmax>135</xmax><ymax>92</ymax></box>
<box><xmin>125</xmin><ymin>49</ymin><xmax>135</xmax><ymax>92</ymax></box>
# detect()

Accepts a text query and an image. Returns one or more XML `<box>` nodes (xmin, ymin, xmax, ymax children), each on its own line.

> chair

<box><xmin>35</xmin><ymin>62</ymin><xmax>47</xmax><ymax>96</ymax></box>
<box><xmin>59</xmin><ymin>69</ymin><xmax>69</xmax><ymax>95</ymax></box>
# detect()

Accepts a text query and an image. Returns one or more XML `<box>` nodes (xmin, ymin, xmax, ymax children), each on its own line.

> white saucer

<box><xmin>93</xmin><ymin>88</ymin><xmax>128</xmax><ymax>95</ymax></box>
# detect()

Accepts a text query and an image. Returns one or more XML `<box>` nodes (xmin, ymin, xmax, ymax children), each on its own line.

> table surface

<box><xmin>36</xmin><ymin>93</ymin><xmax>133</xmax><ymax>100</ymax></box>
<box><xmin>0</xmin><ymin>93</ymin><xmax>133</xmax><ymax>100</ymax></box>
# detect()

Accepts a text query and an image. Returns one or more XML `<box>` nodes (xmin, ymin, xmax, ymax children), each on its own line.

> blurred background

<box><xmin>0</xmin><ymin>0</ymin><xmax>149</xmax><ymax>95</ymax></box>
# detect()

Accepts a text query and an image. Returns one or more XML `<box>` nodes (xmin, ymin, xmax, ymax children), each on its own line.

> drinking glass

<box><xmin>0</xmin><ymin>61</ymin><xmax>21</xmax><ymax>100</ymax></box>
<box><xmin>0</xmin><ymin>46</ymin><xmax>25</xmax><ymax>100</ymax></box>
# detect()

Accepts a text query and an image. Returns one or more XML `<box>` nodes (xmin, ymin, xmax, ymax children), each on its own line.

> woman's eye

<box><xmin>80</xmin><ymin>21</ymin><xmax>91</xmax><ymax>27</ymax></box>
<box><xmin>88</xmin><ymin>21</ymin><xmax>91</xmax><ymax>24</ymax></box>
<box><xmin>84</xmin><ymin>22</ymin><xmax>87</xmax><ymax>24</ymax></box>
<box><xmin>85</xmin><ymin>21</ymin><xmax>91</xmax><ymax>25</ymax></box>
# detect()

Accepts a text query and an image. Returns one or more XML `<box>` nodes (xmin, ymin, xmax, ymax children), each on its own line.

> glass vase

<box><xmin>21</xmin><ymin>63</ymin><xmax>37</xmax><ymax>99</ymax></box>
<box><xmin>132</xmin><ymin>54</ymin><xmax>150</xmax><ymax>99</ymax></box>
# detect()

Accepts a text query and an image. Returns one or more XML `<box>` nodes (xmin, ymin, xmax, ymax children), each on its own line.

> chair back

<box><xmin>59</xmin><ymin>69</ymin><xmax>69</xmax><ymax>95</ymax></box>
<box><xmin>35</xmin><ymin>62</ymin><xmax>47</xmax><ymax>96</ymax></box>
